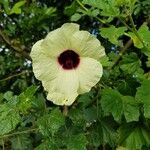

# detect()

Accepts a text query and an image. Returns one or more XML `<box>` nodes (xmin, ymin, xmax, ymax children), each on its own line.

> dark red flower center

<box><xmin>58</xmin><ymin>50</ymin><xmax>80</xmax><ymax>70</ymax></box>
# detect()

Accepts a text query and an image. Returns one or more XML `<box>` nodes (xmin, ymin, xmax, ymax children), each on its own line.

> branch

<box><xmin>0</xmin><ymin>27</ymin><xmax>31</xmax><ymax>60</ymax></box>
<box><xmin>109</xmin><ymin>39</ymin><xmax>133</xmax><ymax>69</ymax></box>
<box><xmin>0</xmin><ymin>128</ymin><xmax>38</xmax><ymax>139</ymax></box>
<box><xmin>0</xmin><ymin>70</ymin><xmax>30</xmax><ymax>82</ymax></box>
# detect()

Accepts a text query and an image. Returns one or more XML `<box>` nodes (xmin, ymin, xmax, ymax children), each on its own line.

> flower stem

<box><xmin>63</xmin><ymin>105</ymin><xmax>68</xmax><ymax>116</ymax></box>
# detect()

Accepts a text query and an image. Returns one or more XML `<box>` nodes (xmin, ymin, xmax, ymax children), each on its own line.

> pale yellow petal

<box><xmin>30</xmin><ymin>40</ymin><xmax>59</xmax><ymax>81</ymax></box>
<box><xmin>30</xmin><ymin>39</ymin><xmax>44</xmax><ymax>60</ymax></box>
<box><xmin>70</xmin><ymin>31</ymin><xmax>105</xmax><ymax>60</ymax></box>
<box><xmin>43</xmin><ymin>69</ymin><xmax>79</xmax><ymax>106</ymax></box>
<box><xmin>61</xmin><ymin>23</ymin><xmax>79</xmax><ymax>36</ymax></box>
<box><xmin>77</xmin><ymin>57</ymin><xmax>103</xmax><ymax>94</ymax></box>
<box><xmin>41</xmin><ymin>23</ymin><xmax>80</xmax><ymax>58</ymax></box>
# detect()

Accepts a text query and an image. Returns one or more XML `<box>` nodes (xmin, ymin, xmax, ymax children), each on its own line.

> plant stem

<box><xmin>129</xmin><ymin>15</ymin><xmax>145</xmax><ymax>47</ymax></box>
<box><xmin>63</xmin><ymin>105</ymin><xmax>68</xmax><ymax>116</ymax></box>
<box><xmin>0</xmin><ymin>26</ymin><xmax>31</xmax><ymax>60</ymax></box>
<box><xmin>0</xmin><ymin>128</ymin><xmax>38</xmax><ymax>139</ymax></box>
<box><xmin>109</xmin><ymin>39</ymin><xmax>133</xmax><ymax>69</ymax></box>
<box><xmin>0</xmin><ymin>70</ymin><xmax>29</xmax><ymax>82</ymax></box>
<box><xmin>76</xmin><ymin>0</ymin><xmax>88</xmax><ymax>11</ymax></box>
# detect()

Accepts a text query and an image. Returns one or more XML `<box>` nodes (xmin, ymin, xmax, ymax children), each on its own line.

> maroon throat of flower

<box><xmin>58</xmin><ymin>50</ymin><xmax>80</xmax><ymax>70</ymax></box>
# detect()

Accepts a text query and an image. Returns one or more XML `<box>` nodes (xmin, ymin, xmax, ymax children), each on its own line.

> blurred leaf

<box><xmin>38</xmin><ymin>108</ymin><xmax>65</xmax><ymax>136</ymax></box>
<box><xmin>100</xmin><ymin>55</ymin><xmax>113</xmax><ymax>67</ymax></box>
<box><xmin>69</xmin><ymin>108</ymin><xmax>85</xmax><ymax>126</ymax></box>
<box><xmin>83</xmin><ymin>106</ymin><xmax>97</xmax><ymax>123</ymax></box>
<box><xmin>17</xmin><ymin>85</ymin><xmax>38</xmax><ymax>114</ymax></box>
<box><xmin>64</xmin><ymin>1</ymin><xmax>78</xmax><ymax>16</ymax></box>
<box><xmin>101</xmin><ymin>89</ymin><xmax>139</xmax><ymax>122</ymax></box>
<box><xmin>34</xmin><ymin>138</ymin><xmax>58</xmax><ymax>150</ymax></box>
<box><xmin>0</xmin><ymin>0</ymin><xmax>9</xmax><ymax>14</ymax></box>
<box><xmin>100</xmin><ymin>26</ymin><xmax>127</xmax><ymax>45</ymax></box>
<box><xmin>120</xmin><ymin>52</ymin><xmax>143</xmax><ymax>76</ymax></box>
<box><xmin>88</xmin><ymin>119</ymin><xmax>117</xmax><ymax>148</ymax></box>
<box><xmin>126</xmin><ymin>24</ymin><xmax>150</xmax><ymax>49</ymax></box>
<box><xmin>71</xmin><ymin>13</ymin><xmax>82</xmax><ymax>21</ymax></box>
<box><xmin>136</xmin><ymin>80</ymin><xmax>150</xmax><ymax>118</ymax></box>
<box><xmin>118</xmin><ymin>123</ymin><xmax>150</xmax><ymax>149</ymax></box>
<box><xmin>67</xmin><ymin>133</ymin><xmax>88</xmax><ymax>150</ymax></box>
<box><xmin>3</xmin><ymin>91</ymin><xmax>14</xmax><ymax>101</ymax></box>
<box><xmin>10</xmin><ymin>1</ymin><xmax>26</xmax><ymax>15</ymax></box>
<box><xmin>0</xmin><ymin>104</ymin><xmax>20</xmax><ymax>135</ymax></box>
<box><xmin>83</xmin><ymin>0</ymin><xmax>120</xmax><ymax>16</ymax></box>
<box><xmin>11</xmin><ymin>134</ymin><xmax>32</xmax><ymax>150</ymax></box>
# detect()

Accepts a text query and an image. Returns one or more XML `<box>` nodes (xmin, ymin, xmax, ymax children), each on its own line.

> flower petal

<box><xmin>61</xmin><ymin>23</ymin><xmax>79</xmax><ymax>36</ymax></box>
<box><xmin>43</xmin><ymin>69</ymin><xmax>79</xmax><ymax>106</ymax></box>
<box><xmin>41</xmin><ymin>23</ymin><xmax>80</xmax><ymax>58</ymax></box>
<box><xmin>30</xmin><ymin>40</ymin><xmax>59</xmax><ymax>81</ymax></box>
<box><xmin>71</xmin><ymin>31</ymin><xmax>105</xmax><ymax>60</ymax></box>
<box><xmin>77</xmin><ymin>57</ymin><xmax>103</xmax><ymax>94</ymax></box>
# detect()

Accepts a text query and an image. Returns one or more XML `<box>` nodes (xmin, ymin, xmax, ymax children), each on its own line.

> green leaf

<box><xmin>38</xmin><ymin>108</ymin><xmax>65</xmax><ymax>136</ymax></box>
<box><xmin>67</xmin><ymin>133</ymin><xmax>88</xmax><ymax>150</ymax></box>
<box><xmin>64</xmin><ymin>1</ymin><xmax>78</xmax><ymax>16</ymax></box>
<box><xmin>17</xmin><ymin>86</ymin><xmax>38</xmax><ymax>114</ymax></box>
<box><xmin>71</xmin><ymin>13</ymin><xmax>82</xmax><ymax>21</ymax></box>
<box><xmin>83</xmin><ymin>0</ymin><xmax>120</xmax><ymax>16</ymax></box>
<box><xmin>136</xmin><ymin>80</ymin><xmax>150</xmax><ymax>118</ymax></box>
<box><xmin>83</xmin><ymin>106</ymin><xmax>97</xmax><ymax>123</ymax></box>
<box><xmin>69</xmin><ymin>108</ymin><xmax>85</xmax><ymax>126</ymax></box>
<box><xmin>0</xmin><ymin>105</ymin><xmax>20</xmax><ymax>135</ymax></box>
<box><xmin>0</xmin><ymin>0</ymin><xmax>10</xmax><ymax>14</ymax></box>
<box><xmin>11</xmin><ymin>134</ymin><xmax>32</xmax><ymax>150</ymax></box>
<box><xmin>127</xmin><ymin>24</ymin><xmax>150</xmax><ymax>49</ymax></box>
<box><xmin>88</xmin><ymin>119</ymin><xmax>117</xmax><ymax>148</ymax></box>
<box><xmin>9</xmin><ymin>1</ymin><xmax>26</xmax><ymax>15</ymax></box>
<box><xmin>3</xmin><ymin>91</ymin><xmax>14</xmax><ymax>101</ymax></box>
<box><xmin>34</xmin><ymin>138</ymin><xmax>58</xmax><ymax>150</ymax></box>
<box><xmin>118</xmin><ymin>123</ymin><xmax>150</xmax><ymax>149</ymax></box>
<box><xmin>120</xmin><ymin>52</ymin><xmax>143</xmax><ymax>76</ymax></box>
<box><xmin>100</xmin><ymin>55</ymin><xmax>113</xmax><ymax>67</ymax></box>
<box><xmin>101</xmin><ymin>89</ymin><xmax>139</xmax><ymax>122</ymax></box>
<box><xmin>77</xmin><ymin>92</ymin><xmax>93</xmax><ymax>107</ymax></box>
<box><xmin>100</xmin><ymin>26</ymin><xmax>127</xmax><ymax>45</ymax></box>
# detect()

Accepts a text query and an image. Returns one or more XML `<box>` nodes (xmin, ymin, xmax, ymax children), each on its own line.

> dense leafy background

<box><xmin>0</xmin><ymin>0</ymin><xmax>150</xmax><ymax>149</ymax></box>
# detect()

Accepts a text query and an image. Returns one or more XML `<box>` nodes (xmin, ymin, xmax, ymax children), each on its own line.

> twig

<box><xmin>0</xmin><ymin>70</ymin><xmax>28</xmax><ymax>82</ymax></box>
<box><xmin>0</xmin><ymin>27</ymin><xmax>31</xmax><ymax>60</ymax></box>
<box><xmin>109</xmin><ymin>39</ymin><xmax>133</xmax><ymax>69</ymax></box>
<box><xmin>0</xmin><ymin>128</ymin><xmax>38</xmax><ymax>139</ymax></box>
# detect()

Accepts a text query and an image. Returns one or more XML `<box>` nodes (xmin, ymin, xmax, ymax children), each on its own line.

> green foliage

<box><xmin>100</xmin><ymin>26</ymin><xmax>127</xmax><ymax>46</ymax></box>
<box><xmin>0</xmin><ymin>104</ymin><xmax>21</xmax><ymax>135</ymax></box>
<box><xmin>0</xmin><ymin>0</ymin><xmax>150</xmax><ymax>149</ymax></box>
<box><xmin>83</xmin><ymin>0</ymin><xmax>120</xmax><ymax>16</ymax></box>
<box><xmin>136</xmin><ymin>80</ymin><xmax>150</xmax><ymax>118</ymax></box>
<box><xmin>101</xmin><ymin>89</ymin><xmax>139</xmax><ymax>122</ymax></box>
<box><xmin>119</xmin><ymin>52</ymin><xmax>143</xmax><ymax>76</ymax></box>
<box><xmin>118</xmin><ymin>123</ymin><xmax>150</xmax><ymax>150</ymax></box>
<box><xmin>67</xmin><ymin>133</ymin><xmax>88</xmax><ymax>150</ymax></box>
<box><xmin>127</xmin><ymin>24</ymin><xmax>150</xmax><ymax>49</ymax></box>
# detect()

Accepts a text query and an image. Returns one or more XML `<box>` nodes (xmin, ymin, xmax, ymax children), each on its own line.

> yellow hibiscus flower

<box><xmin>30</xmin><ymin>23</ymin><xmax>105</xmax><ymax>106</ymax></box>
